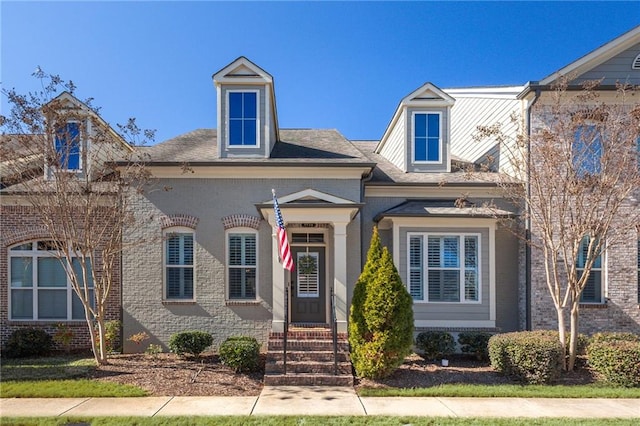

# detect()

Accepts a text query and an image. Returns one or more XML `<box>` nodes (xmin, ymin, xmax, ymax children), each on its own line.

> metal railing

<box><xmin>330</xmin><ymin>286</ymin><xmax>338</xmax><ymax>375</ymax></box>
<box><xmin>283</xmin><ymin>282</ymin><xmax>289</xmax><ymax>375</ymax></box>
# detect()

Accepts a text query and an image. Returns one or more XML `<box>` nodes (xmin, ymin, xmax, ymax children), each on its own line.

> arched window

<box><xmin>9</xmin><ymin>240</ymin><xmax>93</xmax><ymax>320</ymax></box>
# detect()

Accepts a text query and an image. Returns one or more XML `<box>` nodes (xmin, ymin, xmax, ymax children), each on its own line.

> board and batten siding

<box><xmin>378</xmin><ymin>111</ymin><xmax>407</xmax><ymax>171</ymax></box>
<box><xmin>573</xmin><ymin>42</ymin><xmax>640</xmax><ymax>85</ymax></box>
<box><xmin>398</xmin><ymin>226</ymin><xmax>491</xmax><ymax>322</ymax></box>
<box><xmin>218</xmin><ymin>85</ymin><xmax>268</xmax><ymax>158</ymax></box>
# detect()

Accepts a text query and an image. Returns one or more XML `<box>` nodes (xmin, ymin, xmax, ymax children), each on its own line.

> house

<box><xmin>1</xmin><ymin>26</ymin><xmax>639</xmax><ymax>362</ymax></box>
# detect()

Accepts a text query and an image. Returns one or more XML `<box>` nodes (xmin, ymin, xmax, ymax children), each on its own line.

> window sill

<box><xmin>162</xmin><ymin>300</ymin><xmax>196</xmax><ymax>305</ymax></box>
<box><xmin>579</xmin><ymin>302</ymin><xmax>608</xmax><ymax>309</ymax></box>
<box><xmin>8</xmin><ymin>320</ymin><xmax>85</xmax><ymax>325</ymax></box>
<box><xmin>225</xmin><ymin>300</ymin><xmax>261</xmax><ymax>306</ymax></box>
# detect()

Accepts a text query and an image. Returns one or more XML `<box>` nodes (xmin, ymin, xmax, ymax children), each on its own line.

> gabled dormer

<box><xmin>213</xmin><ymin>57</ymin><xmax>279</xmax><ymax>159</ymax></box>
<box><xmin>375</xmin><ymin>83</ymin><xmax>455</xmax><ymax>173</ymax></box>
<box><xmin>44</xmin><ymin>92</ymin><xmax>132</xmax><ymax>181</ymax></box>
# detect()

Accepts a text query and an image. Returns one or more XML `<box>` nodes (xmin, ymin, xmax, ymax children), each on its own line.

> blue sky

<box><xmin>2</xmin><ymin>1</ymin><xmax>639</xmax><ymax>143</ymax></box>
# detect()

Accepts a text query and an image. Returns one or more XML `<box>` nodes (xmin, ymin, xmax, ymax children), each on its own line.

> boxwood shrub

<box><xmin>415</xmin><ymin>331</ymin><xmax>455</xmax><ymax>361</ymax></box>
<box><xmin>168</xmin><ymin>330</ymin><xmax>213</xmax><ymax>357</ymax></box>
<box><xmin>219</xmin><ymin>336</ymin><xmax>260</xmax><ymax>373</ymax></box>
<box><xmin>588</xmin><ymin>332</ymin><xmax>640</xmax><ymax>387</ymax></box>
<box><xmin>458</xmin><ymin>331</ymin><xmax>492</xmax><ymax>361</ymax></box>
<box><xmin>5</xmin><ymin>328</ymin><xmax>53</xmax><ymax>358</ymax></box>
<box><xmin>488</xmin><ymin>330</ymin><xmax>563</xmax><ymax>384</ymax></box>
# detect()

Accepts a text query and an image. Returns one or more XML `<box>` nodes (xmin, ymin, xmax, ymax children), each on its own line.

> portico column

<box><xmin>333</xmin><ymin>221</ymin><xmax>348</xmax><ymax>333</ymax></box>
<box><xmin>268</xmin><ymin>218</ymin><xmax>286</xmax><ymax>333</ymax></box>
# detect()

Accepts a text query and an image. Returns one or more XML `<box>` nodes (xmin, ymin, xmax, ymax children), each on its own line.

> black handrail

<box><xmin>283</xmin><ymin>281</ymin><xmax>289</xmax><ymax>375</ymax></box>
<box><xmin>330</xmin><ymin>286</ymin><xmax>338</xmax><ymax>375</ymax></box>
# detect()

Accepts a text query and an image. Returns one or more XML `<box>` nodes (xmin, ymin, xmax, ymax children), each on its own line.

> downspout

<box><xmin>525</xmin><ymin>87</ymin><xmax>541</xmax><ymax>331</ymax></box>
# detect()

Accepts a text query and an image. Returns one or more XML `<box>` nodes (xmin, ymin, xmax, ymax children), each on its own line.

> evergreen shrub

<box><xmin>219</xmin><ymin>336</ymin><xmax>260</xmax><ymax>373</ymax></box>
<box><xmin>488</xmin><ymin>330</ymin><xmax>563</xmax><ymax>384</ymax></box>
<box><xmin>415</xmin><ymin>331</ymin><xmax>454</xmax><ymax>361</ymax></box>
<box><xmin>168</xmin><ymin>330</ymin><xmax>213</xmax><ymax>357</ymax></box>
<box><xmin>5</xmin><ymin>328</ymin><xmax>53</xmax><ymax>358</ymax></box>
<box><xmin>458</xmin><ymin>331</ymin><xmax>492</xmax><ymax>361</ymax></box>
<box><xmin>588</xmin><ymin>333</ymin><xmax>640</xmax><ymax>387</ymax></box>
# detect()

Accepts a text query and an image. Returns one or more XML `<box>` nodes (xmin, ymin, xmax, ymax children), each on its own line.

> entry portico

<box><xmin>259</xmin><ymin>189</ymin><xmax>362</xmax><ymax>333</ymax></box>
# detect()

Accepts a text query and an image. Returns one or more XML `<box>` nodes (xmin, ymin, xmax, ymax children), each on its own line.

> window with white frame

<box><xmin>573</xmin><ymin>124</ymin><xmax>603</xmax><ymax>176</ymax></box>
<box><xmin>164</xmin><ymin>230</ymin><xmax>194</xmax><ymax>300</ymax></box>
<box><xmin>227</xmin><ymin>231</ymin><xmax>257</xmax><ymax>300</ymax></box>
<box><xmin>577</xmin><ymin>236</ymin><xmax>603</xmax><ymax>303</ymax></box>
<box><xmin>54</xmin><ymin>121</ymin><xmax>82</xmax><ymax>171</ymax></box>
<box><xmin>412</xmin><ymin>112</ymin><xmax>441</xmax><ymax>163</ymax></box>
<box><xmin>228</xmin><ymin>91</ymin><xmax>258</xmax><ymax>147</ymax></box>
<box><xmin>9</xmin><ymin>241</ymin><xmax>93</xmax><ymax>320</ymax></box>
<box><xmin>408</xmin><ymin>233</ymin><xmax>480</xmax><ymax>303</ymax></box>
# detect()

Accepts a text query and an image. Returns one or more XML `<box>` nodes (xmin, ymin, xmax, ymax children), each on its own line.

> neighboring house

<box><xmin>2</xmin><ymin>26</ymin><xmax>639</xmax><ymax>354</ymax></box>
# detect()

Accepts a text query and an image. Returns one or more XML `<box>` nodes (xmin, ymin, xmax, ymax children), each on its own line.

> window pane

<box><xmin>465</xmin><ymin>236</ymin><xmax>478</xmax><ymax>268</ymax></box>
<box><xmin>72</xmin><ymin>289</ymin><xmax>94</xmax><ymax>320</ymax></box>
<box><xmin>38</xmin><ymin>258</ymin><xmax>67</xmax><ymax>287</ymax></box>
<box><xmin>573</xmin><ymin>125</ymin><xmax>602</xmax><ymax>175</ymax></box>
<box><xmin>11</xmin><ymin>243</ymin><xmax>32</xmax><ymax>251</ymax></box>
<box><xmin>427</xmin><ymin>237</ymin><xmax>440</xmax><ymax>267</ymax></box>
<box><xmin>465</xmin><ymin>271</ymin><xmax>478</xmax><ymax>301</ymax></box>
<box><xmin>229</xmin><ymin>235</ymin><xmax>242</xmax><ymax>265</ymax></box>
<box><xmin>244</xmin><ymin>268</ymin><xmax>256</xmax><ymax>298</ymax></box>
<box><xmin>183</xmin><ymin>235</ymin><xmax>193</xmax><ymax>265</ymax></box>
<box><xmin>581</xmin><ymin>271</ymin><xmax>601</xmax><ymax>303</ymax></box>
<box><xmin>427</xmin><ymin>114</ymin><xmax>440</xmax><ymax>138</ymax></box>
<box><xmin>414</xmin><ymin>114</ymin><xmax>426</xmax><ymax>137</ymax></box>
<box><xmin>229</xmin><ymin>119</ymin><xmax>242</xmax><ymax>146</ymax></box>
<box><xmin>243</xmin><ymin>119</ymin><xmax>257</xmax><ymax>145</ymax></box>
<box><xmin>11</xmin><ymin>257</ymin><xmax>33</xmax><ymax>287</ymax></box>
<box><xmin>11</xmin><ymin>290</ymin><xmax>33</xmax><ymax>319</ymax></box>
<box><xmin>166</xmin><ymin>267</ymin><xmax>193</xmax><ymax>299</ymax></box>
<box><xmin>414</xmin><ymin>137</ymin><xmax>427</xmax><ymax>161</ymax></box>
<box><xmin>72</xmin><ymin>258</ymin><xmax>94</xmax><ymax>288</ymax></box>
<box><xmin>244</xmin><ymin>235</ymin><xmax>256</xmax><ymax>266</ymax></box>
<box><xmin>443</xmin><ymin>237</ymin><xmax>459</xmax><ymax>268</ymax></box>
<box><xmin>55</xmin><ymin>122</ymin><xmax>80</xmax><ymax>170</ymax></box>
<box><xmin>442</xmin><ymin>270</ymin><xmax>460</xmax><ymax>301</ymax></box>
<box><xmin>427</xmin><ymin>137</ymin><xmax>439</xmax><ymax>161</ymax></box>
<box><xmin>38</xmin><ymin>289</ymin><xmax>67</xmax><ymax>319</ymax></box>
<box><xmin>244</xmin><ymin>92</ymin><xmax>257</xmax><ymax>118</ymax></box>
<box><xmin>229</xmin><ymin>92</ymin><xmax>242</xmax><ymax>118</ymax></box>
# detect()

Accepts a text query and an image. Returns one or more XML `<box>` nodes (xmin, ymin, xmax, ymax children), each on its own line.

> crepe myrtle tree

<box><xmin>1</xmin><ymin>69</ymin><xmax>154</xmax><ymax>364</ymax></box>
<box><xmin>474</xmin><ymin>78</ymin><xmax>640</xmax><ymax>371</ymax></box>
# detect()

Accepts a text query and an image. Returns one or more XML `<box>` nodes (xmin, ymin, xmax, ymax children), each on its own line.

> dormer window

<box><xmin>54</xmin><ymin>121</ymin><xmax>81</xmax><ymax>170</ymax></box>
<box><xmin>412</xmin><ymin>112</ymin><xmax>442</xmax><ymax>163</ymax></box>
<box><xmin>228</xmin><ymin>91</ymin><xmax>259</xmax><ymax>147</ymax></box>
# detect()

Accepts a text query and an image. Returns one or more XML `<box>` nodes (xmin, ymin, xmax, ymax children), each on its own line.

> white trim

<box><xmin>226</xmin><ymin>89</ymin><xmax>261</xmax><ymax>149</ymax></box>
<box><xmin>225</xmin><ymin>227</ymin><xmax>259</xmax><ymax>301</ymax></box>
<box><xmin>407</xmin><ymin>232</ymin><xmax>482</xmax><ymax>304</ymax></box>
<box><xmin>163</xmin><ymin>227</ymin><xmax>196</xmax><ymax>302</ymax></box>
<box><xmin>275</xmin><ymin>188</ymin><xmax>356</xmax><ymax>205</ymax></box>
<box><xmin>145</xmin><ymin>166</ymin><xmax>372</xmax><ymax>180</ymax></box>
<box><xmin>411</xmin><ymin>111</ymin><xmax>443</xmax><ymax>165</ymax></box>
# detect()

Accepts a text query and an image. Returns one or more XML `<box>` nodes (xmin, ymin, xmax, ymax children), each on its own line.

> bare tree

<box><xmin>1</xmin><ymin>70</ymin><xmax>153</xmax><ymax>364</ymax></box>
<box><xmin>475</xmin><ymin>79</ymin><xmax>640</xmax><ymax>370</ymax></box>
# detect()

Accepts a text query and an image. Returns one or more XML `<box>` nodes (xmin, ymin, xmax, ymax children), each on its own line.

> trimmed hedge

<box><xmin>415</xmin><ymin>331</ymin><xmax>454</xmax><ymax>361</ymax></box>
<box><xmin>458</xmin><ymin>332</ymin><xmax>492</xmax><ymax>361</ymax></box>
<box><xmin>488</xmin><ymin>330</ymin><xmax>563</xmax><ymax>384</ymax></box>
<box><xmin>4</xmin><ymin>328</ymin><xmax>53</xmax><ymax>358</ymax></box>
<box><xmin>168</xmin><ymin>330</ymin><xmax>213</xmax><ymax>357</ymax></box>
<box><xmin>588</xmin><ymin>332</ymin><xmax>640</xmax><ymax>387</ymax></box>
<box><xmin>219</xmin><ymin>336</ymin><xmax>260</xmax><ymax>373</ymax></box>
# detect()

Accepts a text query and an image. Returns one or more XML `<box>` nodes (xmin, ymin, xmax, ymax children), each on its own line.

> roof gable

<box><xmin>213</xmin><ymin>56</ymin><xmax>273</xmax><ymax>84</ymax></box>
<box><xmin>401</xmin><ymin>82</ymin><xmax>456</xmax><ymax>107</ymax></box>
<box><xmin>274</xmin><ymin>188</ymin><xmax>356</xmax><ymax>205</ymax></box>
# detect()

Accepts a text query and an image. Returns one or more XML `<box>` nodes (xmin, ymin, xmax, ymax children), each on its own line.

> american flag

<box><xmin>272</xmin><ymin>190</ymin><xmax>294</xmax><ymax>271</ymax></box>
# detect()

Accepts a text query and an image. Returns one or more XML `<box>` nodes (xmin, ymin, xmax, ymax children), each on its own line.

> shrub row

<box><xmin>415</xmin><ymin>331</ymin><xmax>492</xmax><ymax>361</ymax></box>
<box><xmin>587</xmin><ymin>332</ymin><xmax>640</xmax><ymax>387</ymax></box>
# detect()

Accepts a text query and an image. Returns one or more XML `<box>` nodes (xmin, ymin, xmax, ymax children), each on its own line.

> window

<box><xmin>228</xmin><ymin>232</ymin><xmax>257</xmax><ymax>299</ymax></box>
<box><xmin>9</xmin><ymin>241</ymin><xmax>93</xmax><ymax>320</ymax></box>
<box><xmin>577</xmin><ymin>237</ymin><xmax>603</xmax><ymax>303</ymax></box>
<box><xmin>54</xmin><ymin>122</ymin><xmax>81</xmax><ymax>170</ymax></box>
<box><xmin>573</xmin><ymin>124</ymin><xmax>602</xmax><ymax>175</ymax></box>
<box><xmin>413</xmin><ymin>112</ymin><xmax>441</xmax><ymax>163</ymax></box>
<box><xmin>408</xmin><ymin>233</ymin><xmax>480</xmax><ymax>303</ymax></box>
<box><xmin>228</xmin><ymin>91</ymin><xmax>258</xmax><ymax>146</ymax></box>
<box><xmin>164</xmin><ymin>232</ymin><xmax>194</xmax><ymax>299</ymax></box>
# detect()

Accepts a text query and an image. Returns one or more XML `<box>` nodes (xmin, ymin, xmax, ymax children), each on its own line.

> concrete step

<box><xmin>265</xmin><ymin>360</ymin><xmax>353</xmax><ymax>375</ymax></box>
<box><xmin>263</xmin><ymin>373</ymin><xmax>354</xmax><ymax>386</ymax></box>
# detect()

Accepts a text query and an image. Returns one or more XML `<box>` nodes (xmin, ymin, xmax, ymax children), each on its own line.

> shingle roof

<box><xmin>374</xmin><ymin>199</ymin><xmax>517</xmax><ymax>221</ymax></box>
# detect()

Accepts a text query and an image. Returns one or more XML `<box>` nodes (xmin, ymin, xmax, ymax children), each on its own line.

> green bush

<box><xmin>488</xmin><ymin>330</ymin><xmax>563</xmax><ymax>384</ymax></box>
<box><xmin>103</xmin><ymin>320</ymin><xmax>122</xmax><ymax>353</ymax></box>
<box><xmin>219</xmin><ymin>336</ymin><xmax>260</xmax><ymax>373</ymax></box>
<box><xmin>458</xmin><ymin>332</ymin><xmax>492</xmax><ymax>361</ymax></box>
<box><xmin>349</xmin><ymin>227</ymin><xmax>414</xmax><ymax>379</ymax></box>
<box><xmin>415</xmin><ymin>331</ymin><xmax>455</xmax><ymax>361</ymax></box>
<box><xmin>5</xmin><ymin>328</ymin><xmax>53</xmax><ymax>358</ymax></box>
<box><xmin>588</xmin><ymin>335</ymin><xmax>640</xmax><ymax>387</ymax></box>
<box><xmin>168</xmin><ymin>330</ymin><xmax>213</xmax><ymax>357</ymax></box>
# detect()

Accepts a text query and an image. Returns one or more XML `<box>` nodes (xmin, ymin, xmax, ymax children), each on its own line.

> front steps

<box><xmin>264</xmin><ymin>326</ymin><xmax>354</xmax><ymax>386</ymax></box>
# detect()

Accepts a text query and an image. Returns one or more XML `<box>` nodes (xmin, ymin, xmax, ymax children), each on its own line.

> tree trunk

<box><xmin>568</xmin><ymin>301</ymin><xmax>580</xmax><ymax>371</ymax></box>
<box><xmin>556</xmin><ymin>305</ymin><xmax>567</xmax><ymax>371</ymax></box>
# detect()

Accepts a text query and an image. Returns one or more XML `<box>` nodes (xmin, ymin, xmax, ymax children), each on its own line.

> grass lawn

<box><xmin>358</xmin><ymin>383</ymin><xmax>640</xmax><ymax>398</ymax></box>
<box><xmin>1</xmin><ymin>417</ymin><xmax>639</xmax><ymax>426</ymax></box>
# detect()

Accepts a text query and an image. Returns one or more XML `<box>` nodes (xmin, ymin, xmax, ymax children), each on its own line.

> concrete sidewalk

<box><xmin>1</xmin><ymin>386</ymin><xmax>639</xmax><ymax>418</ymax></box>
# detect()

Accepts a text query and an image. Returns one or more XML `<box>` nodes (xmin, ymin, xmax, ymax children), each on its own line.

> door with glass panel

<box><xmin>290</xmin><ymin>246</ymin><xmax>326</xmax><ymax>323</ymax></box>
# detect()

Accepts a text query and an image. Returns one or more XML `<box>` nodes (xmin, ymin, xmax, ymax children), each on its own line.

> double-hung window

<box><xmin>228</xmin><ymin>232</ymin><xmax>257</xmax><ymax>300</ymax></box>
<box><xmin>577</xmin><ymin>236</ymin><xmax>603</xmax><ymax>303</ymax></box>
<box><xmin>408</xmin><ymin>233</ymin><xmax>480</xmax><ymax>303</ymax></box>
<box><xmin>228</xmin><ymin>91</ymin><xmax>258</xmax><ymax>146</ymax></box>
<box><xmin>573</xmin><ymin>124</ymin><xmax>602</xmax><ymax>176</ymax></box>
<box><xmin>413</xmin><ymin>112</ymin><xmax>441</xmax><ymax>163</ymax></box>
<box><xmin>9</xmin><ymin>241</ymin><xmax>93</xmax><ymax>320</ymax></box>
<box><xmin>165</xmin><ymin>231</ymin><xmax>194</xmax><ymax>300</ymax></box>
<box><xmin>54</xmin><ymin>121</ymin><xmax>81</xmax><ymax>170</ymax></box>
